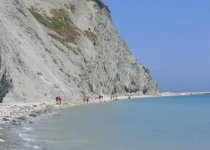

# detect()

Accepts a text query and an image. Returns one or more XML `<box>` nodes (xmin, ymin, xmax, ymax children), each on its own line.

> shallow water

<box><xmin>19</xmin><ymin>95</ymin><xmax>210</xmax><ymax>150</ymax></box>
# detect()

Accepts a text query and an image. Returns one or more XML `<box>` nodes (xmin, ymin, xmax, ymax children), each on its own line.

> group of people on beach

<box><xmin>83</xmin><ymin>95</ymin><xmax>104</xmax><ymax>104</ymax></box>
<box><xmin>83</xmin><ymin>95</ymin><xmax>90</xmax><ymax>103</ymax></box>
<box><xmin>56</xmin><ymin>95</ymin><xmax>132</xmax><ymax>105</ymax></box>
<box><xmin>110</xmin><ymin>95</ymin><xmax>118</xmax><ymax>100</ymax></box>
<box><xmin>95</xmin><ymin>95</ymin><xmax>104</xmax><ymax>100</ymax></box>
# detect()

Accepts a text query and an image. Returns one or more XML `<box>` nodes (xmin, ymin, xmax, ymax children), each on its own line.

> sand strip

<box><xmin>1</xmin><ymin>92</ymin><xmax>209</xmax><ymax>125</ymax></box>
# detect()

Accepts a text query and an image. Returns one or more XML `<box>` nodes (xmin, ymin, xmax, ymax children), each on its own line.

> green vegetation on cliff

<box><xmin>29</xmin><ymin>8</ymin><xmax>80</xmax><ymax>44</ymax></box>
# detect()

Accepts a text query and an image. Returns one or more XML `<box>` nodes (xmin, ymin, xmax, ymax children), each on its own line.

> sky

<box><xmin>104</xmin><ymin>0</ymin><xmax>210</xmax><ymax>92</ymax></box>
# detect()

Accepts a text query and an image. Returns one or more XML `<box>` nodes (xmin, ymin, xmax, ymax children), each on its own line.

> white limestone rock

<box><xmin>0</xmin><ymin>0</ymin><xmax>159</xmax><ymax>103</ymax></box>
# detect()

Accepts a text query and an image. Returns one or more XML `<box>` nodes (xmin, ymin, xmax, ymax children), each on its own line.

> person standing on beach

<box><xmin>56</xmin><ymin>97</ymin><xmax>62</xmax><ymax>105</ymax></box>
<box><xmin>56</xmin><ymin>97</ymin><xmax>59</xmax><ymax>105</ymax></box>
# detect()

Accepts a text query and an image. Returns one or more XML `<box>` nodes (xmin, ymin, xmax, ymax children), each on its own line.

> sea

<box><xmin>16</xmin><ymin>94</ymin><xmax>210</xmax><ymax>150</ymax></box>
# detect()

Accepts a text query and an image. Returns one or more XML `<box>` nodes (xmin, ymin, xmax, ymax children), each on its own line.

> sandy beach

<box><xmin>0</xmin><ymin>95</ymin><xmax>159</xmax><ymax>125</ymax></box>
<box><xmin>1</xmin><ymin>92</ymin><xmax>210</xmax><ymax>125</ymax></box>
<box><xmin>0</xmin><ymin>94</ymin><xmax>158</xmax><ymax>149</ymax></box>
<box><xmin>0</xmin><ymin>92</ymin><xmax>210</xmax><ymax>149</ymax></box>
<box><xmin>0</xmin><ymin>100</ymin><xmax>80</xmax><ymax>149</ymax></box>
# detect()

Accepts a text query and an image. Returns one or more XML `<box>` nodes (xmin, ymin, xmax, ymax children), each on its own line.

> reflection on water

<box><xmin>20</xmin><ymin>95</ymin><xmax>210</xmax><ymax>150</ymax></box>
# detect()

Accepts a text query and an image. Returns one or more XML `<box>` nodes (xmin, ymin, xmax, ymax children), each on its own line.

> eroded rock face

<box><xmin>0</xmin><ymin>0</ymin><xmax>159</xmax><ymax>103</ymax></box>
<box><xmin>0</xmin><ymin>72</ymin><xmax>13</xmax><ymax>103</ymax></box>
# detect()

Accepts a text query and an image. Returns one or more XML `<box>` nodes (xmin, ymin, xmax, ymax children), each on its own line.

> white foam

<box><xmin>33</xmin><ymin>145</ymin><xmax>40</xmax><ymax>149</ymax></box>
<box><xmin>25</xmin><ymin>138</ymin><xmax>35</xmax><ymax>142</ymax></box>
<box><xmin>23</xmin><ymin>127</ymin><xmax>33</xmax><ymax>131</ymax></box>
<box><xmin>0</xmin><ymin>139</ymin><xmax>5</xmax><ymax>142</ymax></box>
<box><xmin>19</xmin><ymin>133</ymin><xmax>35</xmax><ymax>142</ymax></box>
<box><xmin>19</xmin><ymin>133</ymin><xmax>24</xmax><ymax>138</ymax></box>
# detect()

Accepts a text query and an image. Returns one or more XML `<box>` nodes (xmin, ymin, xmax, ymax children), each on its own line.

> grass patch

<box><xmin>48</xmin><ymin>33</ymin><xmax>66</xmax><ymax>45</ymax></box>
<box><xmin>29</xmin><ymin>8</ymin><xmax>80</xmax><ymax>44</ymax></box>
<box><xmin>49</xmin><ymin>33</ymin><xmax>78</xmax><ymax>55</ymax></box>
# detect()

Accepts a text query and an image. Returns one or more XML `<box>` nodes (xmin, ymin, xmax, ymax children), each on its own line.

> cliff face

<box><xmin>0</xmin><ymin>0</ymin><xmax>159</xmax><ymax>103</ymax></box>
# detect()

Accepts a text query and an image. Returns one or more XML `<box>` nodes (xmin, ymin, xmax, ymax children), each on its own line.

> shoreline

<box><xmin>0</xmin><ymin>94</ymin><xmax>159</xmax><ymax>126</ymax></box>
<box><xmin>1</xmin><ymin>91</ymin><xmax>209</xmax><ymax>125</ymax></box>
<box><xmin>0</xmin><ymin>92</ymin><xmax>209</xmax><ymax>149</ymax></box>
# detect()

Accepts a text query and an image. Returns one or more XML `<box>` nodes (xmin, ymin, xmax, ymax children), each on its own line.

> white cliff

<box><xmin>0</xmin><ymin>0</ymin><xmax>159</xmax><ymax>103</ymax></box>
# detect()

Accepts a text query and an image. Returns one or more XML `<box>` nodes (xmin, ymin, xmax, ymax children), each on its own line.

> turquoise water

<box><xmin>20</xmin><ymin>95</ymin><xmax>210</xmax><ymax>150</ymax></box>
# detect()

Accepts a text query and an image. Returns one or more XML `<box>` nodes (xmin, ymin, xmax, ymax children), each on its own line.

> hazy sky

<box><xmin>104</xmin><ymin>0</ymin><xmax>210</xmax><ymax>92</ymax></box>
